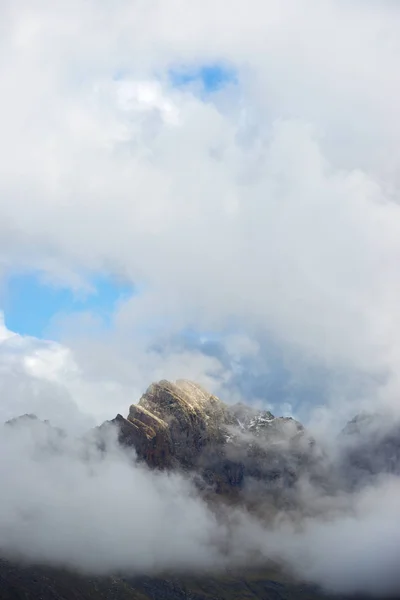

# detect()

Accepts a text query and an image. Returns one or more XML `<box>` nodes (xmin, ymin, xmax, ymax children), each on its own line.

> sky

<box><xmin>0</xmin><ymin>63</ymin><xmax>231</xmax><ymax>338</ymax></box>
<box><xmin>3</xmin><ymin>4</ymin><xmax>400</xmax><ymax>594</ymax></box>
<box><xmin>0</xmin><ymin>0</ymin><xmax>400</xmax><ymax>429</ymax></box>
<box><xmin>1</xmin><ymin>271</ymin><xmax>134</xmax><ymax>338</ymax></box>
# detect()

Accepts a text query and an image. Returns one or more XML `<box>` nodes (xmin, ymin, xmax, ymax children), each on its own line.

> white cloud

<box><xmin>0</xmin><ymin>312</ymin><xmax>232</xmax><ymax>427</ymax></box>
<box><xmin>3</xmin><ymin>411</ymin><xmax>400</xmax><ymax>596</ymax></box>
<box><xmin>0</xmin><ymin>314</ymin><xmax>92</xmax><ymax>430</ymax></box>
<box><xmin>2</xmin><ymin>5</ymin><xmax>400</xmax><ymax>591</ymax></box>
<box><xmin>0</xmin><ymin>1</ymin><xmax>400</xmax><ymax>417</ymax></box>
<box><xmin>0</xmin><ymin>419</ymin><xmax>227</xmax><ymax>574</ymax></box>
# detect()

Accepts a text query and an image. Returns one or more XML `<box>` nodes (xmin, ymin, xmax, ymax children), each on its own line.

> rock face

<box><xmin>111</xmin><ymin>379</ymin><xmax>234</xmax><ymax>470</ymax></box>
<box><xmin>4</xmin><ymin>386</ymin><xmax>400</xmax><ymax>600</ymax></box>
<box><xmin>0</xmin><ymin>557</ymin><xmax>351</xmax><ymax>600</ymax></box>
<box><xmin>340</xmin><ymin>412</ymin><xmax>400</xmax><ymax>486</ymax></box>
<box><xmin>110</xmin><ymin>379</ymin><xmax>317</xmax><ymax>502</ymax></box>
<box><xmin>4</xmin><ymin>385</ymin><xmax>400</xmax><ymax>600</ymax></box>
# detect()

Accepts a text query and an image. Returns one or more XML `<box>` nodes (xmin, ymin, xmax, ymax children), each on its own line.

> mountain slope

<box><xmin>107</xmin><ymin>379</ymin><xmax>320</xmax><ymax>505</ymax></box>
<box><xmin>0</xmin><ymin>558</ymin><xmax>358</xmax><ymax>600</ymax></box>
<box><xmin>3</xmin><ymin>380</ymin><xmax>400</xmax><ymax>599</ymax></box>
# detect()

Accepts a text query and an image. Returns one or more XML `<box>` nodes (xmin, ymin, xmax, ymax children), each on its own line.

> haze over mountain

<box><xmin>1</xmin><ymin>379</ymin><xmax>400</xmax><ymax>598</ymax></box>
<box><xmin>1</xmin><ymin>0</ymin><xmax>400</xmax><ymax>598</ymax></box>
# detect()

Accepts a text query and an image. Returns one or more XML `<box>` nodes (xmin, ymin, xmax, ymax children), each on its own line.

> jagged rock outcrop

<box><xmin>108</xmin><ymin>379</ymin><xmax>318</xmax><ymax>503</ymax></box>
<box><xmin>105</xmin><ymin>391</ymin><xmax>400</xmax><ymax>500</ymax></box>
<box><xmin>110</xmin><ymin>411</ymin><xmax>174</xmax><ymax>468</ymax></box>
<box><xmin>5</xmin><ymin>413</ymin><xmax>40</xmax><ymax>426</ymax></box>
<box><xmin>340</xmin><ymin>412</ymin><xmax>400</xmax><ymax>487</ymax></box>
<box><xmin>111</xmin><ymin>379</ymin><xmax>235</xmax><ymax>470</ymax></box>
<box><xmin>4</xmin><ymin>413</ymin><xmax>67</xmax><ymax>444</ymax></box>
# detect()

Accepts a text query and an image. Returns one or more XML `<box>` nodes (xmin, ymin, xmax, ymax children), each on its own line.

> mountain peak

<box><xmin>135</xmin><ymin>379</ymin><xmax>228</xmax><ymax>420</ymax></box>
<box><xmin>123</xmin><ymin>379</ymin><xmax>233</xmax><ymax>469</ymax></box>
<box><xmin>106</xmin><ymin>379</ymin><xmax>320</xmax><ymax>502</ymax></box>
<box><xmin>5</xmin><ymin>413</ymin><xmax>39</xmax><ymax>425</ymax></box>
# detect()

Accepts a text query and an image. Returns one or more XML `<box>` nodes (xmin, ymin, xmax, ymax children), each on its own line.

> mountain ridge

<box><xmin>3</xmin><ymin>379</ymin><xmax>400</xmax><ymax>599</ymax></box>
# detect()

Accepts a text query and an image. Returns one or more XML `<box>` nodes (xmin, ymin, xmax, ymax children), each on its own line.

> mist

<box><xmin>1</xmin><ymin>0</ymin><xmax>400</xmax><ymax>597</ymax></box>
<box><xmin>1</xmin><ymin>411</ymin><xmax>400</xmax><ymax>597</ymax></box>
<box><xmin>0</xmin><ymin>417</ymin><xmax>226</xmax><ymax>574</ymax></box>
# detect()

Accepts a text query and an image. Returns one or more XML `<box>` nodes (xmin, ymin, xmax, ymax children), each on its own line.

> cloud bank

<box><xmin>0</xmin><ymin>0</ymin><xmax>399</xmax><ymax>421</ymax></box>
<box><xmin>1</xmin><ymin>1</ymin><xmax>400</xmax><ymax>596</ymax></box>
<box><xmin>2</xmin><ymin>414</ymin><xmax>400</xmax><ymax>597</ymax></box>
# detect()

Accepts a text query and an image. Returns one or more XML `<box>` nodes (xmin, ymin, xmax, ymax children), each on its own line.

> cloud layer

<box><xmin>1</xmin><ymin>3</ymin><xmax>400</xmax><ymax>596</ymax></box>
<box><xmin>0</xmin><ymin>0</ymin><xmax>400</xmax><ymax>421</ymax></box>
<box><xmin>2</xmin><ymin>414</ymin><xmax>400</xmax><ymax>597</ymax></box>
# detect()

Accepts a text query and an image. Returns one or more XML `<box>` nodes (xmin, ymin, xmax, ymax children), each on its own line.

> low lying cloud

<box><xmin>1</xmin><ymin>412</ymin><xmax>400</xmax><ymax>597</ymax></box>
<box><xmin>1</xmin><ymin>1</ymin><xmax>400</xmax><ymax>597</ymax></box>
<box><xmin>1</xmin><ymin>314</ymin><xmax>400</xmax><ymax>596</ymax></box>
<box><xmin>0</xmin><ymin>314</ymin><xmax>230</xmax><ymax>429</ymax></box>
<box><xmin>1</xmin><ymin>0</ymin><xmax>400</xmax><ymax>423</ymax></box>
<box><xmin>0</xmin><ymin>418</ymin><xmax>226</xmax><ymax>574</ymax></box>
<box><xmin>227</xmin><ymin>474</ymin><xmax>400</xmax><ymax>597</ymax></box>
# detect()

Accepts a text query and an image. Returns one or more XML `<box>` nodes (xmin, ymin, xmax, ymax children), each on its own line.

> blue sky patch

<box><xmin>1</xmin><ymin>271</ymin><xmax>134</xmax><ymax>339</ymax></box>
<box><xmin>169</xmin><ymin>63</ymin><xmax>237</xmax><ymax>94</ymax></box>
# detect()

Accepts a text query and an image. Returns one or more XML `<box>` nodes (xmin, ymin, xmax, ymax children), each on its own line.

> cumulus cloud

<box><xmin>2</xmin><ymin>1</ymin><xmax>400</xmax><ymax>596</ymax></box>
<box><xmin>231</xmin><ymin>475</ymin><xmax>400</xmax><ymax>597</ymax></box>
<box><xmin>0</xmin><ymin>417</ymin><xmax>227</xmax><ymax>574</ymax></box>
<box><xmin>0</xmin><ymin>313</ymin><xmax>91</xmax><ymax>431</ymax></box>
<box><xmin>2</xmin><ymin>412</ymin><xmax>400</xmax><ymax>597</ymax></box>
<box><xmin>0</xmin><ymin>312</ymin><xmax>232</xmax><ymax>427</ymax></box>
<box><xmin>0</xmin><ymin>0</ymin><xmax>400</xmax><ymax>419</ymax></box>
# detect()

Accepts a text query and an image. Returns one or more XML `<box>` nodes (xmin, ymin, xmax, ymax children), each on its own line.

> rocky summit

<box><xmin>102</xmin><ymin>379</ymin><xmax>400</xmax><ymax>512</ymax></box>
<box><xmin>107</xmin><ymin>379</ymin><xmax>320</xmax><ymax>504</ymax></box>
<box><xmin>3</xmin><ymin>380</ymin><xmax>400</xmax><ymax>600</ymax></box>
<box><xmin>118</xmin><ymin>379</ymin><xmax>234</xmax><ymax>469</ymax></box>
